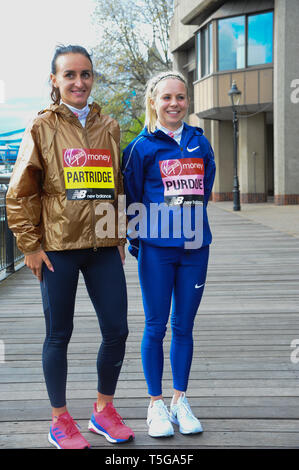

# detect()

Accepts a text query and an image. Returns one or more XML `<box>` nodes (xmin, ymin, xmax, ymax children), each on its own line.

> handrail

<box><xmin>0</xmin><ymin>129</ymin><xmax>25</xmax><ymax>137</ymax></box>
<box><xmin>0</xmin><ymin>174</ymin><xmax>12</xmax><ymax>185</ymax></box>
<box><xmin>0</xmin><ymin>174</ymin><xmax>24</xmax><ymax>277</ymax></box>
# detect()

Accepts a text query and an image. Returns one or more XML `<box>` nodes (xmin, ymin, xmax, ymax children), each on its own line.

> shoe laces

<box><xmin>58</xmin><ymin>415</ymin><xmax>80</xmax><ymax>437</ymax></box>
<box><xmin>152</xmin><ymin>402</ymin><xmax>170</xmax><ymax>421</ymax></box>
<box><xmin>106</xmin><ymin>404</ymin><xmax>124</xmax><ymax>425</ymax></box>
<box><xmin>176</xmin><ymin>399</ymin><xmax>193</xmax><ymax>419</ymax></box>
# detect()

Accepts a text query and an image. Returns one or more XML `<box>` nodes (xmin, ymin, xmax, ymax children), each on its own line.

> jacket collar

<box><xmin>38</xmin><ymin>102</ymin><xmax>102</xmax><ymax>126</ymax></box>
<box><xmin>142</xmin><ymin>122</ymin><xmax>204</xmax><ymax>139</ymax></box>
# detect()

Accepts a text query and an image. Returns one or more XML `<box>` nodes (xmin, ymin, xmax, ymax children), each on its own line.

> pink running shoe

<box><xmin>88</xmin><ymin>402</ymin><xmax>135</xmax><ymax>443</ymax></box>
<box><xmin>48</xmin><ymin>411</ymin><xmax>91</xmax><ymax>449</ymax></box>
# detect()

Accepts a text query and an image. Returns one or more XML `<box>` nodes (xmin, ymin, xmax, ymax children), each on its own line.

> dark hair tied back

<box><xmin>50</xmin><ymin>44</ymin><xmax>93</xmax><ymax>105</ymax></box>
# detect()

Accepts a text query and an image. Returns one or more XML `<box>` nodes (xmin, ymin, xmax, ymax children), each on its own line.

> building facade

<box><xmin>170</xmin><ymin>0</ymin><xmax>299</xmax><ymax>204</ymax></box>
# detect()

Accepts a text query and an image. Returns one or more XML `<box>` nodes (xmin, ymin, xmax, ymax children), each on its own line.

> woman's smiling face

<box><xmin>50</xmin><ymin>53</ymin><xmax>94</xmax><ymax>109</ymax></box>
<box><xmin>151</xmin><ymin>78</ymin><xmax>189</xmax><ymax>131</ymax></box>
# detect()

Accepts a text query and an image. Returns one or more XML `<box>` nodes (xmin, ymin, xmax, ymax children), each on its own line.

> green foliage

<box><xmin>91</xmin><ymin>0</ymin><xmax>174</xmax><ymax>133</ymax></box>
<box><xmin>120</xmin><ymin>113</ymin><xmax>145</xmax><ymax>152</ymax></box>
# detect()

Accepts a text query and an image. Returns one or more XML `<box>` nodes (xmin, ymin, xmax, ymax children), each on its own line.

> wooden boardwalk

<box><xmin>1</xmin><ymin>203</ymin><xmax>299</xmax><ymax>449</ymax></box>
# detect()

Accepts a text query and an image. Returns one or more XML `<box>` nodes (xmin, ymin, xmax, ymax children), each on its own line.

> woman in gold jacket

<box><xmin>6</xmin><ymin>45</ymin><xmax>134</xmax><ymax>449</ymax></box>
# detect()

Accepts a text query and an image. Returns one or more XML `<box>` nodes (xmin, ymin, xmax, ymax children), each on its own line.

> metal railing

<box><xmin>0</xmin><ymin>174</ymin><xmax>24</xmax><ymax>276</ymax></box>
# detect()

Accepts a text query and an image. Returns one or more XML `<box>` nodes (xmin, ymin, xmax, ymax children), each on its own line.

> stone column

<box><xmin>199</xmin><ymin>118</ymin><xmax>211</xmax><ymax>142</ymax></box>
<box><xmin>274</xmin><ymin>0</ymin><xmax>299</xmax><ymax>204</ymax></box>
<box><xmin>210</xmin><ymin>119</ymin><xmax>234</xmax><ymax>201</ymax></box>
<box><xmin>239</xmin><ymin>113</ymin><xmax>267</xmax><ymax>202</ymax></box>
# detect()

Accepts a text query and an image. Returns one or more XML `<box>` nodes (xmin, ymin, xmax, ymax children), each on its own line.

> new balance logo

<box><xmin>72</xmin><ymin>190</ymin><xmax>87</xmax><ymax>199</ymax></box>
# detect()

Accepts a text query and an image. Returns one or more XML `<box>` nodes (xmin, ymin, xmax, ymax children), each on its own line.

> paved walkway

<box><xmin>0</xmin><ymin>201</ymin><xmax>299</xmax><ymax>449</ymax></box>
<box><xmin>213</xmin><ymin>200</ymin><xmax>299</xmax><ymax>238</ymax></box>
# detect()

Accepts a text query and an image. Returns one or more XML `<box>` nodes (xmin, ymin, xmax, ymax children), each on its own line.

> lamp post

<box><xmin>228</xmin><ymin>80</ymin><xmax>241</xmax><ymax>211</ymax></box>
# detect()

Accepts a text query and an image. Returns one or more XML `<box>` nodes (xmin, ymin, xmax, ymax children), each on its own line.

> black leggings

<box><xmin>40</xmin><ymin>247</ymin><xmax>128</xmax><ymax>408</ymax></box>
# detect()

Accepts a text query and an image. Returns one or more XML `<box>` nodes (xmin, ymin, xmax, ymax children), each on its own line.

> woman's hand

<box><xmin>117</xmin><ymin>245</ymin><xmax>126</xmax><ymax>265</ymax></box>
<box><xmin>24</xmin><ymin>250</ymin><xmax>54</xmax><ymax>281</ymax></box>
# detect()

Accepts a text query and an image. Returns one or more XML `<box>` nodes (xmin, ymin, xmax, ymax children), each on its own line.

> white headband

<box><xmin>150</xmin><ymin>74</ymin><xmax>186</xmax><ymax>93</ymax></box>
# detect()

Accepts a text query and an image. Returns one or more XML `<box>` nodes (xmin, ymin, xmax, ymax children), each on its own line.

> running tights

<box><xmin>40</xmin><ymin>247</ymin><xmax>128</xmax><ymax>408</ymax></box>
<box><xmin>138</xmin><ymin>242</ymin><xmax>209</xmax><ymax>397</ymax></box>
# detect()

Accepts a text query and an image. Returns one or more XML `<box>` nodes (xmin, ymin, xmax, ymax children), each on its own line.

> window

<box><xmin>196</xmin><ymin>22</ymin><xmax>213</xmax><ymax>79</ymax></box>
<box><xmin>248</xmin><ymin>12</ymin><xmax>273</xmax><ymax>66</ymax></box>
<box><xmin>188</xmin><ymin>71</ymin><xmax>195</xmax><ymax>114</ymax></box>
<box><xmin>196</xmin><ymin>11</ymin><xmax>273</xmax><ymax>77</ymax></box>
<box><xmin>217</xmin><ymin>11</ymin><xmax>273</xmax><ymax>71</ymax></box>
<box><xmin>196</xmin><ymin>31</ymin><xmax>201</xmax><ymax>80</ymax></box>
<box><xmin>209</xmin><ymin>22</ymin><xmax>213</xmax><ymax>74</ymax></box>
<box><xmin>218</xmin><ymin>16</ymin><xmax>245</xmax><ymax>71</ymax></box>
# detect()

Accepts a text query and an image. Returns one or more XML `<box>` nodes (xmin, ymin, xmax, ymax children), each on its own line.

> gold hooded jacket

<box><xmin>6</xmin><ymin>103</ymin><xmax>126</xmax><ymax>255</ymax></box>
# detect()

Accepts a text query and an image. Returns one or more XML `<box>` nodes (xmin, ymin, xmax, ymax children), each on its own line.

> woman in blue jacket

<box><xmin>122</xmin><ymin>71</ymin><xmax>216</xmax><ymax>438</ymax></box>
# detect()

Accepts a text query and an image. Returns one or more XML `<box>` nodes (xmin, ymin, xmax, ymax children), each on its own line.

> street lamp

<box><xmin>228</xmin><ymin>80</ymin><xmax>241</xmax><ymax>211</ymax></box>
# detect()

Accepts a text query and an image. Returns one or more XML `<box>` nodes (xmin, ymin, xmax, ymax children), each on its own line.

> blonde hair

<box><xmin>144</xmin><ymin>71</ymin><xmax>188</xmax><ymax>133</ymax></box>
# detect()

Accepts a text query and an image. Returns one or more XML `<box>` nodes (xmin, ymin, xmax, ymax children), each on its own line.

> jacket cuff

<box><xmin>22</xmin><ymin>246</ymin><xmax>43</xmax><ymax>256</ymax></box>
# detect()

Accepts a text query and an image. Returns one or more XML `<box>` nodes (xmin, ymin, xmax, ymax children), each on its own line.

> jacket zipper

<box><xmin>82</xmin><ymin>126</ymin><xmax>98</xmax><ymax>251</ymax></box>
<box><xmin>157</xmin><ymin>130</ymin><xmax>185</xmax><ymax>158</ymax></box>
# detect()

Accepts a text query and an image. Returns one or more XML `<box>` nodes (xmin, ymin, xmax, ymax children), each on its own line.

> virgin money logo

<box><xmin>160</xmin><ymin>159</ymin><xmax>182</xmax><ymax>177</ymax></box>
<box><xmin>64</xmin><ymin>148</ymin><xmax>87</xmax><ymax>167</ymax></box>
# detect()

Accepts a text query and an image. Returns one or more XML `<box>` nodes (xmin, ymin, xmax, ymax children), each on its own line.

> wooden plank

<box><xmin>3</xmin><ymin>418</ymin><xmax>299</xmax><ymax>435</ymax></box>
<box><xmin>2</xmin><ymin>429</ymin><xmax>299</xmax><ymax>449</ymax></box>
<box><xmin>2</xmin><ymin>377</ymin><xmax>299</xmax><ymax>392</ymax></box>
<box><xmin>2</xmin><ymin>387</ymin><xmax>299</xmax><ymax>402</ymax></box>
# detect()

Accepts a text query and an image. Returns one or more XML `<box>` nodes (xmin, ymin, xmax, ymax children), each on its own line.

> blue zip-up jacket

<box><xmin>122</xmin><ymin>123</ymin><xmax>216</xmax><ymax>257</ymax></box>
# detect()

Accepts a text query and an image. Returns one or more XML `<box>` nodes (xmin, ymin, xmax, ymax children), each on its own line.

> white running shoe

<box><xmin>170</xmin><ymin>393</ymin><xmax>203</xmax><ymax>434</ymax></box>
<box><xmin>147</xmin><ymin>399</ymin><xmax>174</xmax><ymax>437</ymax></box>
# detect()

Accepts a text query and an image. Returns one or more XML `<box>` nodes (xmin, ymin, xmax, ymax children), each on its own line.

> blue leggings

<box><xmin>138</xmin><ymin>242</ymin><xmax>209</xmax><ymax>397</ymax></box>
<box><xmin>40</xmin><ymin>247</ymin><xmax>128</xmax><ymax>408</ymax></box>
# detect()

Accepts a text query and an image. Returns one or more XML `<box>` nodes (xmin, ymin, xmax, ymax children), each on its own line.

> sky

<box><xmin>0</xmin><ymin>0</ymin><xmax>99</xmax><ymax>134</ymax></box>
